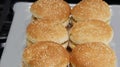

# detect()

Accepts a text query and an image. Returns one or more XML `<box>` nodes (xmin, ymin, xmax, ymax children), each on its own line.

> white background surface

<box><xmin>0</xmin><ymin>2</ymin><xmax>120</xmax><ymax>67</ymax></box>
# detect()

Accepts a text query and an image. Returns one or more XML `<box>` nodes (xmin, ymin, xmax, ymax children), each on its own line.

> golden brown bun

<box><xmin>30</xmin><ymin>0</ymin><xmax>71</xmax><ymax>24</ymax></box>
<box><xmin>69</xmin><ymin>20</ymin><xmax>113</xmax><ymax>48</ymax></box>
<box><xmin>23</xmin><ymin>41</ymin><xmax>69</xmax><ymax>67</ymax></box>
<box><xmin>26</xmin><ymin>19</ymin><xmax>69</xmax><ymax>48</ymax></box>
<box><xmin>71</xmin><ymin>0</ymin><xmax>111</xmax><ymax>23</ymax></box>
<box><xmin>70</xmin><ymin>42</ymin><xmax>116</xmax><ymax>67</ymax></box>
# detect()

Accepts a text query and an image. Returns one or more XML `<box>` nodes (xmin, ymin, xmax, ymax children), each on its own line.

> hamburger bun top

<box><xmin>30</xmin><ymin>0</ymin><xmax>71</xmax><ymax>23</ymax></box>
<box><xmin>23</xmin><ymin>41</ymin><xmax>69</xmax><ymax>67</ymax></box>
<box><xmin>70</xmin><ymin>42</ymin><xmax>116</xmax><ymax>67</ymax></box>
<box><xmin>70</xmin><ymin>20</ymin><xmax>113</xmax><ymax>45</ymax></box>
<box><xmin>27</xmin><ymin>19</ymin><xmax>68</xmax><ymax>44</ymax></box>
<box><xmin>71</xmin><ymin>0</ymin><xmax>111</xmax><ymax>22</ymax></box>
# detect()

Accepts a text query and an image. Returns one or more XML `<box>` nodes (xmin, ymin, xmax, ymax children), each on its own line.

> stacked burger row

<box><xmin>22</xmin><ymin>0</ymin><xmax>116</xmax><ymax>67</ymax></box>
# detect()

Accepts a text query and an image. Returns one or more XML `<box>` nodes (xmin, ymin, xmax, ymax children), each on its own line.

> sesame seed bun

<box><xmin>71</xmin><ymin>0</ymin><xmax>111</xmax><ymax>23</ymax></box>
<box><xmin>69</xmin><ymin>20</ymin><xmax>113</xmax><ymax>49</ymax></box>
<box><xmin>30</xmin><ymin>0</ymin><xmax>71</xmax><ymax>26</ymax></box>
<box><xmin>26</xmin><ymin>19</ymin><xmax>69</xmax><ymax>48</ymax></box>
<box><xmin>70</xmin><ymin>42</ymin><xmax>116</xmax><ymax>67</ymax></box>
<box><xmin>23</xmin><ymin>41</ymin><xmax>69</xmax><ymax>67</ymax></box>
